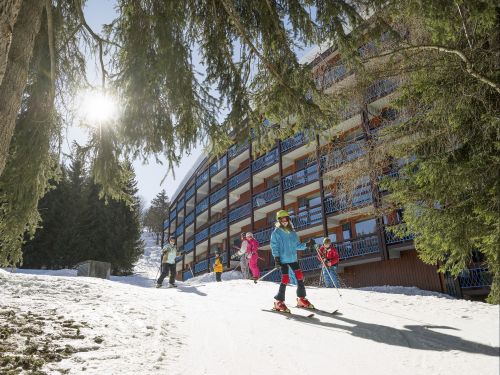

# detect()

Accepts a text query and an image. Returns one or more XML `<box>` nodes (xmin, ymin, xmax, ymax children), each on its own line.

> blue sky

<box><xmin>82</xmin><ymin>0</ymin><xmax>202</xmax><ymax>205</ymax></box>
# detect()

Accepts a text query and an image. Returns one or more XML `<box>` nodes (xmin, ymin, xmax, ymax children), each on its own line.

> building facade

<box><xmin>164</xmin><ymin>40</ymin><xmax>491</xmax><ymax>299</ymax></box>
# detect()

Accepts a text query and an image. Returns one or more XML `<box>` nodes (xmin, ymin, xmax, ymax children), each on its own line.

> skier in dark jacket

<box><xmin>270</xmin><ymin>210</ymin><xmax>315</xmax><ymax>312</ymax></box>
<box><xmin>156</xmin><ymin>236</ymin><xmax>179</xmax><ymax>288</ymax></box>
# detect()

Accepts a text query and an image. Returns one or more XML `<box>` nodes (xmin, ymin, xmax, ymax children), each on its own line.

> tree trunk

<box><xmin>0</xmin><ymin>0</ymin><xmax>45</xmax><ymax>178</ymax></box>
<box><xmin>0</xmin><ymin>0</ymin><xmax>22</xmax><ymax>86</ymax></box>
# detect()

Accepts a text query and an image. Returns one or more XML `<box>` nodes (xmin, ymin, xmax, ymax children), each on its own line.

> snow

<box><xmin>1</xmin><ymin>234</ymin><xmax>498</xmax><ymax>375</ymax></box>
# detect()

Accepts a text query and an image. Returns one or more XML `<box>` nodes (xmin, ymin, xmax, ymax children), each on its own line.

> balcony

<box><xmin>298</xmin><ymin>255</ymin><xmax>322</xmax><ymax>272</ymax></box>
<box><xmin>253</xmin><ymin>185</ymin><xmax>280</xmax><ymax>209</ymax></box>
<box><xmin>228</xmin><ymin>140</ymin><xmax>249</xmax><ymax>159</ymax></box>
<box><xmin>185</xmin><ymin>184</ymin><xmax>195</xmax><ymax>201</ymax></box>
<box><xmin>324</xmin><ymin>185</ymin><xmax>373</xmax><ymax>215</ymax></box>
<box><xmin>194</xmin><ymin>258</ymin><xmax>209</xmax><ymax>273</ymax></box>
<box><xmin>321</xmin><ymin>140</ymin><xmax>366</xmax><ymax>175</ymax></box>
<box><xmin>384</xmin><ymin>225</ymin><xmax>415</xmax><ymax>245</ymax></box>
<box><xmin>282</xmin><ymin>164</ymin><xmax>319</xmax><ymax>193</ymax></box>
<box><xmin>252</xmin><ymin>148</ymin><xmax>279</xmax><ymax>174</ymax></box>
<box><xmin>291</xmin><ymin>206</ymin><xmax>323</xmax><ymax>233</ymax></box>
<box><xmin>163</xmin><ymin>219</ymin><xmax>169</xmax><ymax>230</ymax></box>
<box><xmin>184</xmin><ymin>211</ymin><xmax>195</xmax><ymax>228</ymax></box>
<box><xmin>280</xmin><ymin>132</ymin><xmax>308</xmax><ymax>154</ymax></box>
<box><xmin>336</xmin><ymin>234</ymin><xmax>381</xmax><ymax>260</ymax></box>
<box><xmin>458</xmin><ymin>267</ymin><xmax>492</xmax><ymax>289</ymax></box>
<box><xmin>196</xmin><ymin>169</ymin><xmax>209</xmax><ymax>188</ymax></box>
<box><xmin>183</xmin><ymin>270</ymin><xmax>193</xmax><ymax>281</ymax></box>
<box><xmin>228</xmin><ymin>202</ymin><xmax>251</xmax><ymax>224</ymax></box>
<box><xmin>315</xmin><ymin>64</ymin><xmax>350</xmax><ymax>90</ymax></box>
<box><xmin>210</xmin><ymin>155</ymin><xmax>227</xmax><ymax>175</ymax></box>
<box><xmin>169</xmin><ymin>209</ymin><xmax>176</xmax><ymax>222</ymax></box>
<box><xmin>365</xmin><ymin>78</ymin><xmax>400</xmax><ymax>105</ymax></box>
<box><xmin>254</xmin><ymin>226</ymin><xmax>274</xmax><ymax>245</ymax></box>
<box><xmin>196</xmin><ymin>196</ymin><xmax>209</xmax><ymax>215</ymax></box>
<box><xmin>182</xmin><ymin>239</ymin><xmax>194</xmax><ymax>254</ymax></box>
<box><xmin>175</xmin><ymin>223</ymin><xmax>184</xmax><ymax>238</ymax></box>
<box><xmin>210</xmin><ymin>217</ymin><xmax>228</xmax><ymax>236</ymax></box>
<box><xmin>228</xmin><ymin>168</ymin><xmax>250</xmax><ymax>191</ymax></box>
<box><xmin>210</xmin><ymin>185</ymin><xmax>227</xmax><ymax>212</ymax></box>
<box><xmin>177</xmin><ymin>197</ymin><xmax>185</xmax><ymax>212</ymax></box>
<box><xmin>195</xmin><ymin>227</ymin><xmax>209</xmax><ymax>244</ymax></box>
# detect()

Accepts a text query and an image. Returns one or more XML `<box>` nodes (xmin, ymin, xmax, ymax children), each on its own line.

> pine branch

<box><xmin>45</xmin><ymin>0</ymin><xmax>56</xmax><ymax>100</ymax></box>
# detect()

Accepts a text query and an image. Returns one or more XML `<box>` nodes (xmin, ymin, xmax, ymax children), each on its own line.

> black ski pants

<box><xmin>215</xmin><ymin>272</ymin><xmax>222</xmax><ymax>282</ymax></box>
<box><xmin>157</xmin><ymin>263</ymin><xmax>176</xmax><ymax>285</ymax></box>
<box><xmin>274</xmin><ymin>262</ymin><xmax>306</xmax><ymax>301</ymax></box>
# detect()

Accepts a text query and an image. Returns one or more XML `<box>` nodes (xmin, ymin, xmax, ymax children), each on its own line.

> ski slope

<box><xmin>1</xmin><ymin>233</ymin><xmax>498</xmax><ymax>375</ymax></box>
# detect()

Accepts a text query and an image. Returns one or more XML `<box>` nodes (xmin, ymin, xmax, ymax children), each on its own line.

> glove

<box><xmin>274</xmin><ymin>257</ymin><xmax>281</xmax><ymax>268</ymax></box>
<box><xmin>307</xmin><ymin>239</ymin><xmax>316</xmax><ymax>247</ymax></box>
<box><xmin>325</xmin><ymin>261</ymin><xmax>332</xmax><ymax>267</ymax></box>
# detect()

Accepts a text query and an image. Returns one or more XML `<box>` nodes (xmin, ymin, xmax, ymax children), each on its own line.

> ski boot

<box><xmin>296</xmin><ymin>297</ymin><xmax>315</xmax><ymax>309</ymax></box>
<box><xmin>168</xmin><ymin>283</ymin><xmax>177</xmax><ymax>288</ymax></box>
<box><xmin>155</xmin><ymin>284</ymin><xmax>162</xmax><ymax>288</ymax></box>
<box><xmin>273</xmin><ymin>300</ymin><xmax>290</xmax><ymax>313</ymax></box>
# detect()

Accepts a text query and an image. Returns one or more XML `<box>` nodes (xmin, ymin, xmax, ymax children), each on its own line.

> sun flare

<box><xmin>78</xmin><ymin>90</ymin><xmax>119</xmax><ymax>125</ymax></box>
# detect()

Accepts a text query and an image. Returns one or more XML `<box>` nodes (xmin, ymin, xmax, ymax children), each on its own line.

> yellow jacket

<box><xmin>213</xmin><ymin>256</ymin><xmax>223</xmax><ymax>273</ymax></box>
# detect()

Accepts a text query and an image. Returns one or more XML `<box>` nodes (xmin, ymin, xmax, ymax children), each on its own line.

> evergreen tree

<box><xmin>143</xmin><ymin>190</ymin><xmax>170</xmax><ymax>245</ymax></box>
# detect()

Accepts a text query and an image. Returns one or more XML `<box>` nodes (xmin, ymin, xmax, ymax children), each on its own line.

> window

<box><xmin>327</xmin><ymin>233</ymin><xmax>337</xmax><ymax>243</ymax></box>
<box><xmin>265</xmin><ymin>176</ymin><xmax>280</xmax><ymax>188</ymax></box>
<box><xmin>342</xmin><ymin>223</ymin><xmax>352</xmax><ymax>240</ymax></box>
<box><xmin>308</xmin><ymin>196</ymin><xmax>321</xmax><ymax>207</ymax></box>
<box><xmin>355</xmin><ymin>218</ymin><xmax>377</xmax><ymax>236</ymax></box>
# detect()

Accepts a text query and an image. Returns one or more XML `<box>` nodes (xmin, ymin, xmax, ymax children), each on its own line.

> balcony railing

<box><xmin>196</xmin><ymin>169</ymin><xmax>209</xmax><ymax>188</ymax></box>
<box><xmin>340</xmin><ymin>102</ymin><xmax>359</xmax><ymax>121</ymax></box>
<box><xmin>185</xmin><ymin>185</ymin><xmax>195</xmax><ymax>201</ymax></box>
<box><xmin>252</xmin><ymin>148</ymin><xmax>279</xmax><ymax>173</ymax></box>
<box><xmin>210</xmin><ymin>217</ymin><xmax>227</xmax><ymax>236</ymax></box>
<box><xmin>336</xmin><ymin>234</ymin><xmax>381</xmax><ymax>260</ymax></box>
<box><xmin>365</xmin><ymin>78</ymin><xmax>400</xmax><ymax>103</ymax></box>
<box><xmin>183</xmin><ymin>270</ymin><xmax>193</xmax><ymax>280</ymax></box>
<box><xmin>290</xmin><ymin>206</ymin><xmax>323</xmax><ymax>230</ymax></box>
<box><xmin>253</xmin><ymin>185</ymin><xmax>281</xmax><ymax>208</ymax></box>
<box><xmin>184</xmin><ymin>211</ymin><xmax>195</xmax><ymax>227</ymax></box>
<box><xmin>320</xmin><ymin>140</ymin><xmax>366</xmax><ymax>172</ymax></box>
<box><xmin>210</xmin><ymin>185</ymin><xmax>227</xmax><ymax>206</ymax></box>
<box><xmin>282</xmin><ymin>164</ymin><xmax>318</xmax><ymax>191</ymax></box>
<box><xmin>169</xmin><ymin>209</ymin><xmax>176</xmax><ymax>222</ymax></box>
<box><xmin>175</xmin><ymin>223</ymin><xmax>184</xmax><ymax>238</ymax></box>
<box><xmin>228</xmin><ymin>140</ymin><xmax>249</xmax><ymax>159</ymax></box>
<box><xmin>194</xmin><ymin>258</ymin><xmax>209</xmax><ymax>273</ymax></box>
<box><xmin>177</xmin><ymin>197</ymin><xmax>185</xmax><ymax>212</ymax></box>
<box><xmin>298</xmin><ymin>255</ymin><xmax>322</xmax><ymax>272</ymax></box>
<box><xmin>210</xmin><ymin>155</ymin><xmax>227</xmax><ymax>176</ymax></box>
<box><xmin>182</xmin><ymin>239</ymin><xmax>194</xmax><ymax>254</ymax></box>
<box><xmin>324</xmin><ymin>185</ymin><xmax>373</xmax><ymax>214</ymax></box>
<box><xmin>195</xmin><ymin>227</ymin><xmax>209</xmax><ymax>243</ymax></box>
<box><xmin>315</xmin><ymin>64</ymin><xmax>349</xmax><ymax>90</ymax></box>
<box><xmin>228</xmin><ymin>167</ymin><xmax>250</xmax><ymax>190</ymax></box>
<box><xmin>280</xmin><ymin>132</ymin><xmax>308</xmax><ymax>153</ymax></box>
<box><xmin>163</xmin><ymin>219</ymin><xmax>169</xmax><ymax>230</ymax></box>
<box><xmin>384</xmin><ymin>224</ymin><xmax>415</xmax><ymax>245</ymax></box>
<box><xmin>228</xmin><ymin>202</ymin><xmax>252</xmax><ymax>223</ymax></box>
<box><xmin>196</xmin><ymin>196</ymin><xmax>209</xmax><ymax>215</ymax></box>
<box><xmin>458</xmin><ymin>267</ymin><xmax>492</xmax><ymax>289</ymax></box>
<box><xmin>254</xmin><ymin>226</ymin><xmax>274</xmax><ymax>245</ymax></box>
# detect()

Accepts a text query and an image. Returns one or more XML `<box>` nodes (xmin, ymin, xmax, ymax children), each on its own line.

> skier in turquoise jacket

<box><xmin>270</xmin><ymin>210</ymin><xmax>315</xmax><ymax>312</ymax></box>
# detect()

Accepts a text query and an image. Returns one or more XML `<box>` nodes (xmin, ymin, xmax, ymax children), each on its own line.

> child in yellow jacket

<box><xmin>213</xmin><ymin>251</ymin><xmax>223</xmax><ymax>282</ymax></box>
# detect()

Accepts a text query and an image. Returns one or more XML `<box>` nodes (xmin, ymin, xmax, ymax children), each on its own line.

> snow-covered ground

<box><xmin>1</xmin><ymin>233</ymin><xmax>498</xmax><ymax>374</ymax></box>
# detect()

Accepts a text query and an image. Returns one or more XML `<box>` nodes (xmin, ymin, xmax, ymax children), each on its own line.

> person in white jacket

<box><xmin>236</xmin><ymin>232</ymin><xmax>250</xmax><ymax>279</ymax></box>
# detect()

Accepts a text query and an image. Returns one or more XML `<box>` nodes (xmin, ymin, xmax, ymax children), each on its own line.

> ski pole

<box><xmin>255</xmin><ymin>268</ymin><xmax>278</xmax><ymax>283</ymax></box>
<box><xmin>314</xmin><ymin>245</ymin><xmax>342</xmax><ymax>297</ymax></box>
<box><xmin>154</xmin><ymin>264</ymin><xmax>161</xmax><ymax>284</ymax></box>
<box><xmin>188</xmin><ymin>264</ymin><xmax>194</xmax><ymax>278</ymax></box>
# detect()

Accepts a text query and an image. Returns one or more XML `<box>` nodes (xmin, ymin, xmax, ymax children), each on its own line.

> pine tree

<box><xmin>144</xmin><ymin>190</ymin><xmax>170</xmax><ymax>245</ymax></box>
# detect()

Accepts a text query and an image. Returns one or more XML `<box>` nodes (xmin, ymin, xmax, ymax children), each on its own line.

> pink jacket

<box><xmin>246</xmin><ymin>238</ymin><xmax>259</xmax><ymax>257</ymax></box>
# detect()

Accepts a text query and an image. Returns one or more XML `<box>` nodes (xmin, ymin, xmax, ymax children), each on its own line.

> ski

<box><xmin>261</xmin><ymin>309</ymin><xmax>315</xmax><ymax>319</ymax></box>
<box><xmin>301</xmin><ymin>307</ymin><xmax>339</xmax><ymax>316</ymax></box>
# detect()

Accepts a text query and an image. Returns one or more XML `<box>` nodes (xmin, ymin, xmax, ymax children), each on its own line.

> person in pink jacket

<box><xmin>245</xmin><ymin>232</ymin><xmax>260</xmax><ymax>283</ymax></box>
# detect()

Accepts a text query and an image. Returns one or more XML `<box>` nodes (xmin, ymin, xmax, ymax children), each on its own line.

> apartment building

<box><xmin>164</xmin><ymin>38</ymin><xmax>491</xmax><ymax>299</ymax></box>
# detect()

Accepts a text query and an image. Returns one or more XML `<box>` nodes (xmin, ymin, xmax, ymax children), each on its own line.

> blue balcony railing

<box><xmin>183</xmin><ymin>270</ymin><xmax>193</xmax><ymax>280</ymax></box>
<box><xmin>196</xmin><ymin>196</ymin><xmax>209</xmax><ymax>215</ymax></box>
<box><xmin>194</xmin><ymin>258</ymin><xmax>209</xmax><ymax>273</ymax></box>
<box><xmin>458</xmin><ymin>267</ymin><xmax>492</xmax><ymax>289</ymax></box>
<box><xmin>315</xmin><ymin>64</ymin><xmax>349</xmax><ymax>89</ymax></box>
<box><xmin>298</xmin><ymin>255</ymin><xmax>322</xmax><ymax>272</ymax></box>
<box><xmin>196</xmin><ymin>169</ymin><xmax>209</xmax><ymax>188</ymax></box>
<box><xmin>282</xmin><ymin>164</ymin><xmax>318</xmax><ymax>191</ymax></box>
<box><xmin>336</xmin><ymin>234</ymin><xmax>381</xmax><ymax>260</ymax></box>
<box><xmin>324</xmin><ymin>185</ymin><xmax>373</xmax><ymax>214</ymax></box>
<box><xmin>228</xmin><ymin>202</ymin><xmax>252</xmax><ymax>223</ymax></box>
<box><xmin>210</xmin><ymin>185</ymin><xmax>227</xmax><ymax>206</ymax></box>
<box><xmin>182</xmin><ymin>239</ymin><xmax>194</xmax><ymax>254</ymax></box>
<box><xmin>228</xmin><ymin>168</ymin><xmax>250</xmax><ymax>190</ymax></box>
<box><xmin>320</xmin><ymin>140</ymin><xmax>366</xmax><ymax>172</ymax></box>
<box><xmin>169</xmin><ymin>209</ymin><xmax>176</xmax><ymax>222</ymax></box>
<box><xmin>175</xmin><ymin>223</ymin><xmax>184</xmax><ymax>238</ymax></box>
<box><xmin>253</xmin><ymin>185</ymin><xmax>281</xmax><ymax>208</ymax></box>
<box><xmin>280</xmin><ymin>132</ymin><xmax>308</xmax><ymax>153</ymax></box>
<box><xmin>195</xmin><ymin>228</ymin><xmax>209</xmax><ymax>243</ymax></box>
<box><xmin>384</xmin><ymin>224</ymin><xmax>415</xmax><ymax>245</ymax></box>
<box><xmin>184</xmin><ymin>211</ymin><xmax>195</xmax><ymax>227</ymax></box>
<box><xmin>290</xmin><ymin>206</ymin><xmax>323</xmax><ymax>230</ymax></box>
<box><xmin>177</xmin><ymin>197</ymin><xmax>185</xmax><ymax>212</ymax></box>
<box><xmin>210</xmin><ymin>218</ymin><xmax>227</xmax><ymax>236</ymax></box>
<box><xmin>365</xmin><ymin>78</ymin><xmax>400</xmax><ymax>103</ymax></box>
<box><xmin>254</xmin><ymin>226</ymin><xmax>274</xmax><ymax>245</ymax></box>
<box><xmin>228</xmin><ymin>141</ymin><xmax>249</xmax><ymax>159</ymax></box>
<box><xmin>163</xmin><ymin>219</ymin><xmax>169</xmax><ymax>230</ymax></box>
<box><xmin>252</xmin><ymin>148</ymin><xmax>279</xmax><ymax>173</ymax></box>
<box><xmin>210</xmin><ymin>155</ymin><xmax>227</xmax><ymax>176</ymax></box>
<box><xmin>185</xmin><ymin>184</ymin><xmax>195</xmax><ymax>201</ymax></box>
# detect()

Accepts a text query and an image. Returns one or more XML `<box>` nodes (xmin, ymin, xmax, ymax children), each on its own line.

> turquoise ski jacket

<box><xmin>270</xmin><ymin>225</ymin><xmax>306</xmax><ymax>264</ymax></box>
